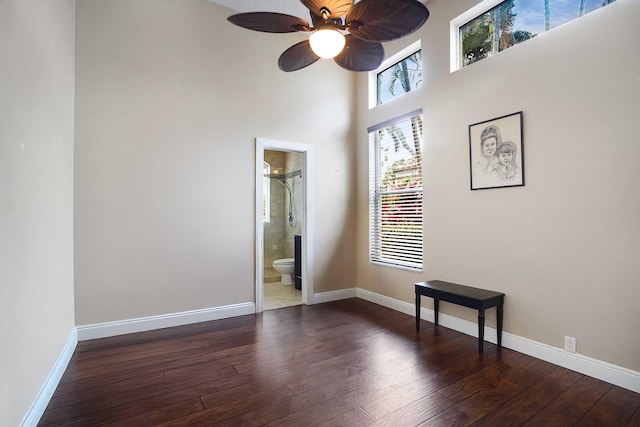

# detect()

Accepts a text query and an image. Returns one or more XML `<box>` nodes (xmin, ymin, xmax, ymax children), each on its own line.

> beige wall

<box><xmin>0</xmin><ymin>0</ymin><xmax>76</xmax><ymax>425</ymax></box>
<box><xmin>5</xmin><ymin>1</ymin><xmax>637</xmax><ymax>423</ymax></box>
<box><xmin>74</xmin><ymin>0</ymin><xmax>357</xmax><ymax>325</ymax></box>
<box><xmin>355</xmin><ymin>0</ymin><xmax>640</xmax><ymax>372</ymax></box>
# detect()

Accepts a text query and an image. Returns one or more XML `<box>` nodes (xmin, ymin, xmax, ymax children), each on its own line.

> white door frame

<box><xmin>255</xmin><ymin>138</ymin><xmax>313</xmax><ymax>312</ymax></box>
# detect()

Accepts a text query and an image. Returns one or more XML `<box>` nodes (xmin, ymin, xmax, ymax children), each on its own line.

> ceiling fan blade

<box><xmin>278</xmin><ymin>40</ymin><xmax>321</xmax><ymax>72</ymax></box>
<box><xmin>310</xmin><ymin>11</ymin><xmax>323</xmax><ymax>28</ymax></box>
<box><xmin>228</xmin><ymin>12</ymin><xmax>310</xmax><ymax>33</ymax></box>
<box><xmin>346</xmin><ymin>0</ymin><xmax>429</xmax><ymax>42</ymax></box>
<box><xmin>334</xmin><ymin>35</ymin><xmax>384</xmax><ymax>72</ymax></box>
<box><xmin>301</xmin><ymin>0</ymin><xmax>353</xmax><ymax>19</ymax></box>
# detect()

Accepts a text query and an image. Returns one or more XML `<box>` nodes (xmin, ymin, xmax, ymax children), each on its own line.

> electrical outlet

<box><xmin>564</xmin><ymin>336</ymin><xmax>576</xmax><ymax>353</ymax></box>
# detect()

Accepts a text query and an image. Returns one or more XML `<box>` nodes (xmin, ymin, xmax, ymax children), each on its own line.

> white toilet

<box><xmin>272</xmin><ymin>258</ymin><xmax>295</xmax><ymax>285</ymax></box>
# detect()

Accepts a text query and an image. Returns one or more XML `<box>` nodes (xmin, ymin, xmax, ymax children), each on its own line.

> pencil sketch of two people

<box><xmin>474</xmin><ymin>125</ymin><xmax>519</xmax><ymax>182</ymax></box>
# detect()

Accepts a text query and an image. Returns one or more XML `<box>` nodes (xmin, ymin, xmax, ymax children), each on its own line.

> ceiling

<box><xmin>207</xmin><ymin>1</ymin><xmax>427</xmax><ymax>18</ymax></box>
<box><xmin>207</xmin><ymin>0</ymin><xmax>309</xmax><ymax>17</ymax></box>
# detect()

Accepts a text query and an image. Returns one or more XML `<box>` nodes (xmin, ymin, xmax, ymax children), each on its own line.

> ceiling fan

<box><xmin>227</xmin><ymin>0</ymin><xmax>430</xmax><ymax>72</ymax></box>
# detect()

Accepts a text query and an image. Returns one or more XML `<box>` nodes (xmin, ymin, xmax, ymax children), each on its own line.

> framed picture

<box><xmin>469</xmin><ymin>111</ymin><xmax>524</xmax><ymax>190</ymax></box>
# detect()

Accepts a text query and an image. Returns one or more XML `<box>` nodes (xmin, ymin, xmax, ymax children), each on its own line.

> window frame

<box><xmin>368</xmin><ymin>40</ymin><xmax>422</xmax><ymax>109</ymax></box>
<box><xmin>450</xmin><ymin>0</ymin><xmax>504</xmax><ymax>72</ymax></box>
<box><xmin>368</xmin><ymin>109</ymin><xmax>424</xmax><ymax>271</ymax></box>
<box><xmin>450</xmin><ymin>0</ymin><xmax>617</xmax><ymax>71</ymax></box>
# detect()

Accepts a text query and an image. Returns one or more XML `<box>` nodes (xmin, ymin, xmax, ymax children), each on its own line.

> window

<box><xmin>263</xmin><ymin>162</ymin><xmax>270</xmax><ymax>223</ymax></box>
<box><xmin>453</xmin><ymin>0</ymin><xmax>617</xmax><ymax>69</ymax></box>
<box><xmin>371</xmin><ymin>41</ymin><xmax>422</xmax><ymax>107</ymax></box>
<box><xmin>368</xmin><ymin>110</ymin><xmax>423</xmax><ymax>270</ymax></box>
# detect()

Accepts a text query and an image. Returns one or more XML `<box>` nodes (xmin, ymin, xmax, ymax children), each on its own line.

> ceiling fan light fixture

<box><xmin>309</xmin><ymin>29</ymin><xmax>346</xmax><ymax>59</ymax></box>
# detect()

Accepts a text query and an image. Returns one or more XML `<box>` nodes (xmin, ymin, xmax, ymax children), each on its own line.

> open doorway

<box><xmin>255</xmin><ymin>138</ymin><xmax>313</xmax><ymax>312</ymax></box>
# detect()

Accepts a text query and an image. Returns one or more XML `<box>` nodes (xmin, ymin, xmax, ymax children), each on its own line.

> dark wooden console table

<box><xmin>415</xmin><ymin>280</ymin><xmax>504</xmax><ymax>355</ymax></box>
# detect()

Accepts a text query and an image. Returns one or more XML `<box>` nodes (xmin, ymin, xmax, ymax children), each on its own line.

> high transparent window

<box><xmin>376</xmin><ymin>50</ymin><xmax>422</xmax><ymax>105</ymax></box>
<box><xmin>460</xmin><ymin>0</ymin><xmax>617</xmax><ymax>68</ymax></box>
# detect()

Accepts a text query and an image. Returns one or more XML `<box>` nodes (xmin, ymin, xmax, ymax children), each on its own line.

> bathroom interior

<box><xmin>263</xmin><ymin>149</ymin><xmax>303</xmax><ymax>310</ymax></box>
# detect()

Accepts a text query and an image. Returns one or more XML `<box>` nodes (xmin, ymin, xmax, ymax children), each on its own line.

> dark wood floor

<box><xmin>40</xmin><ymin>298</ymin><xmax>639</xmax><ymax>426</ymax></box>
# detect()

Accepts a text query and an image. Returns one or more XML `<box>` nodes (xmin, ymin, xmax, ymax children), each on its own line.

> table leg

<box><xmin>497</xmin><ymin>305</ymin><xmax>503</xmax><ymax>349</ymax></box>
<box><xmin>415</xmin><ymin>293</ymin><xmax>421</xmax><ymax>331</ymax></box>
<box><xmin>434</xmin><ymin>298</ymin><xmax>439</xmax><ymax>326</ymax></box>
<box><xmin>478</xmin><ymin>309</ymin><xmax>485</xmax><ymax>355</ymax></box>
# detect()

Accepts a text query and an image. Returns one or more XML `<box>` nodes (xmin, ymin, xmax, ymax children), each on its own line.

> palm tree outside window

<box><xmin>376</xmin><ymin>50</ymin><xmax>422</xmax><ymax>106</ymax></box>
<box><xmin>459</xmin><ymin>0</ymin><xmax>617</xmax><ymax>68</ymax></box>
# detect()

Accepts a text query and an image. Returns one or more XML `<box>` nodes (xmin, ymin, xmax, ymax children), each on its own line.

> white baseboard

<box><xmin>26</xmin><ymin>291</ymin><xmax>639</xmax><ymax>427</ymax></box>
<box><xmin>22</xmin><ymin>328</ymin><xmax>78</xmax><ymax>427</ymax></box>
<box><xmin>501</xmin><ymin>333</ymin><xmax>640</xmax><ymax>394</ymax></box>
<box><xmin>77</xmin><ymin>302</ymin><xmax>256</xmax><ymax>341</ymax></box>
<box><xmin>355</xmin><ymin>288</ymin><xmax>640</xmax><ymax>393</ymax></box>
<box><xmin>312</xmin><ymin>288</ymin><xmax>357</xmax><ymax>304</ymax></box>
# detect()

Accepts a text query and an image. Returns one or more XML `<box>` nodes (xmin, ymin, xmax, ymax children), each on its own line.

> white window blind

<box><xmin>368</xmin><ymin>110</ymin><xmax>423</xmax><ymax>270</ymax></box>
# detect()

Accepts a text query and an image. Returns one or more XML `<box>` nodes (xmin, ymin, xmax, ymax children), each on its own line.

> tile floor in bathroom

<box><xmin>264</xmin><ymin>267</ymin><xmax>302</xmax><ymax>310</ymax></box>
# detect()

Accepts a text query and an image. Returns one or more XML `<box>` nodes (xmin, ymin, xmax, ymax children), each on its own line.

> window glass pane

<box><xmin>376</xmin><ymin>50</ymin><xmax>422</xmax><ymax>105</ymax></box>
<box><xmin>460</xmin><ymin>0</ymin><xmax>616</xmax><ymax>68</ymax></box>
<box><xmin>379</xmin><ymin>120</ymin><xmax>423</xmax><ymax>192</ymax></box>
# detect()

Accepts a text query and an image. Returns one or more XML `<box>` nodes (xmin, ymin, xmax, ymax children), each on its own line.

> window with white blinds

<box><xmin>368</xmin><ymin>110</ymin><xmax>423</xmax><ymax>270</ymax></box>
